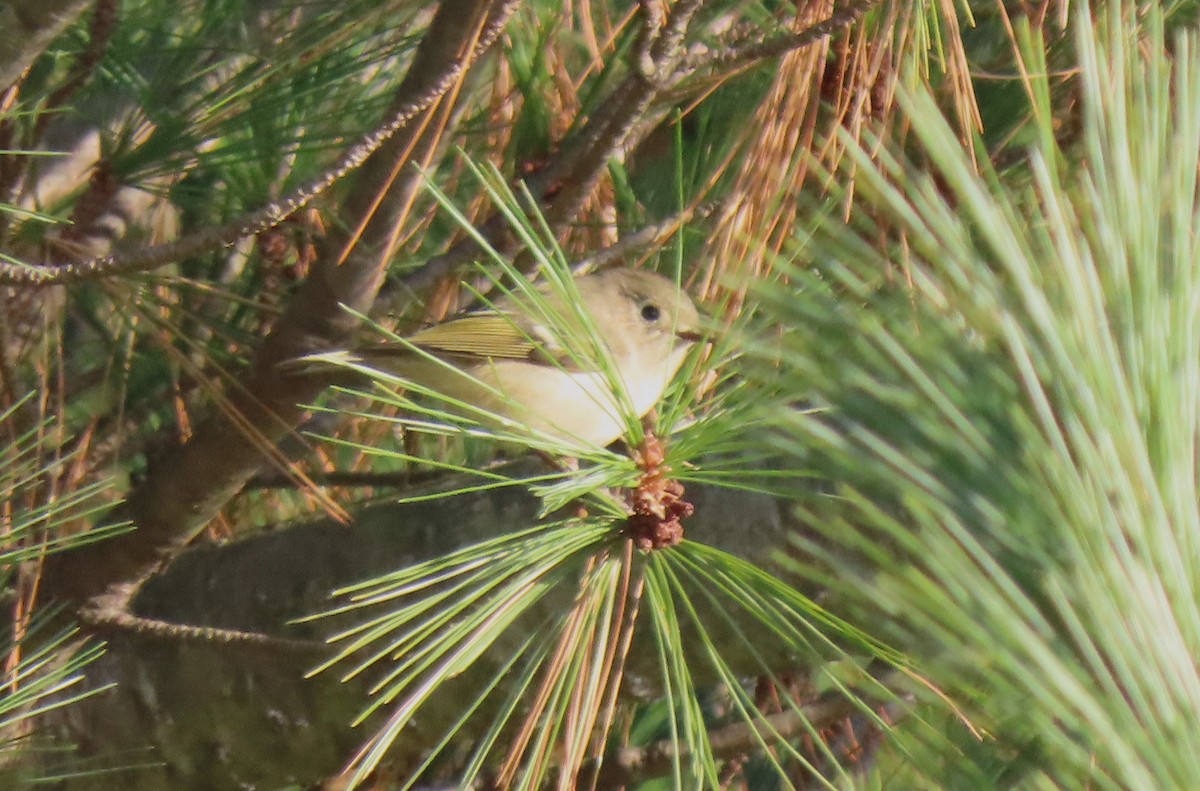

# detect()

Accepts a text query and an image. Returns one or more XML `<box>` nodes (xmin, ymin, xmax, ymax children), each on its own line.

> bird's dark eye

<box><xmin>640</xmin><ymin>303</ymin><xmax>661</xmax><ymax>322</ymax></box>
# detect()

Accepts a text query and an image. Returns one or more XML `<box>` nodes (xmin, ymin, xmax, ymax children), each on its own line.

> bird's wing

<box><xmin>407</xmin><ymin>311</ymin><xmax>602</xmax><ymax>372</ymax></box>
<box><xmin>406</xmin><ymin>313</ymin><xmax>549</xmax><ymax>361</ymax></box>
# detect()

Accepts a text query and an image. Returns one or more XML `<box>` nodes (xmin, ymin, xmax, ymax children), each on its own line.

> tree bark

<box><xmin>39</xmin><ymin>0</ymin><xmax>508</xmax><ymax>606</ymax></box>
<box><xmin>0</xmin><ymin>0</ymin><xmax>92</xmax><ymax>88</ymax></box>
<box><xmin>39</xmin><ymin>472</ymin><xmax>803</xmax><ymax>790</ymax></box>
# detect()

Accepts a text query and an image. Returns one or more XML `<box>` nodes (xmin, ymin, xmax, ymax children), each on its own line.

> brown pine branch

<box><xmin>647</xmin><ymin>0</ymin><xmax>704</xmax><ymax>77</ymax></box>
<box><xmin>245</xmin><ymin>460</ymin><xmax>513</xmax><ymax>490</ymax></box>
<box><xmin>381</xmin><ymin>0</ymin><xmax>874</xmax><ymax>315</ymax></box>
<box><xmin>587</xmin><ymin>687</ymin><xmax>905</xmax><ymax>788</ymax></box>
<box><xmin>39</xmin><ymin>0</ymin><xmax>517</xmax><ymax>607</ymax></box>
<box><xmin>0</xmin><ymin>0</ymin><xmax>93</xmax><ymax>88</ymax></box>
<box><xmin>678</xmin><ymin>0</ymin><xmax>879</xmax><ymax>80</ymax></box>
<box><xmin>0</xmin><ymin>0</ymin><xmax>514</xmax><ymax>288</ymax></box>
<box><xmin>571</xmin><ymin>198</ymin><xmax>724</xmax><ymax>275</ymax></box>
<box><xmin>33</xmin><ymin>0</ymin><xmax>120</xmax><ymax>139</ymax></box>
<box><xmin>633</xmin><ymin>0</ymin><xmax>666</xmax><ymax>78</ymax></box>
<box><xmin>0</xmin><ymin>0</ymin><xmax>120</xmax><ymax>225</ymax></box>
<box><xmin>386</xmin><ymin>0</ymin><xmax>707</xmax><ymax>309</ymax></box>
<box><xmin>5</xmin><ymin>0</ymin><xmax>122</xmax><ymax>227</ymax></box>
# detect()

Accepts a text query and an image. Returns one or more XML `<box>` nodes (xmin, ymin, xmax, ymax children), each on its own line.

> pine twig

<box><xmin>0</xmin><ymin>0</ymin><xmax>514</xmax><ymax>288</ymax></box>
<box><xmin>245</xmin><ymin>459</ymin><xmax>513</xmax><ymax>490</ymax></box>
<box><xmin>38</xmin><ymin>0</ymin><xmax>517</xmax><ymax>607</ymax></box>
<box><xmin>571</xmin><ymin>199</ymin><xmax>724</xmax><ymax>275</ymax></box>
<box><xmin>385</xmin><ymin>0</ymin><xmax>874</xmax><ymax>315</ymax></box>
<box><xmin>588</xmin><ymin>684</ymin><xmax>905</xmax><ymax>787</ymax></box>
<box><xmin>80</xmin><ymin>587</ymin><xmax>323</xmax><ymax>653</ymax></box>
<box><xmin>0</xmin><ymin>0</ymin><xmax>93</xmax><ymax>88</ymax></box>
<box><xmin>32</xmin><ymin>0</ymin><xmax>120</xmax><ymax>140</ymax></box>
<box><xmin>678</xmin><ymin>0</ymin><xmax>879</xmax><ymax>80</ymax></box>
<box><xmin>389</xmin><ymin>0</ymin><xmax>709</xmax><ymax>308</ymax></box>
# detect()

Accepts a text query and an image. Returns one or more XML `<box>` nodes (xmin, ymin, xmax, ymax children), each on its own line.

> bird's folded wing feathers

<box><xmin>406</xmin><ymin>313</ymin><xmax>544</xmax><ymax>360</ymax></box>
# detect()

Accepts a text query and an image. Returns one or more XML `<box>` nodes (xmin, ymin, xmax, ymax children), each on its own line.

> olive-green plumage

<box><xmin>308</xmin><ymin>268</ymin><xmax>702</xmax><ymax>448</ymax></box>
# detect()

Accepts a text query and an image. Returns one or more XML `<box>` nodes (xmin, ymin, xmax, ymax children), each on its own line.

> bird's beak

<box><xmin>675</xmin><ymin>306</ymin><xmax>713</xmax><ymax>345</ymax></box>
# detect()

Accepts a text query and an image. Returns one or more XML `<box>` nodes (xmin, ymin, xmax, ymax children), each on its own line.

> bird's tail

<box><xmin>277</xmin><ymin>349</ymin><xmax>366</xmax><ymax>375</ymax></box>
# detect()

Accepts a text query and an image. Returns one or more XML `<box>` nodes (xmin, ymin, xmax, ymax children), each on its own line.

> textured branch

<box><xmin>633</xmin><ymin>0</ymin><xmax>665</xmax><ymax>78</ymax></box>
<box><xmin>0</xmin><ymin>0</ymin><xmax>514</xmax><ymax>287</ymax></box>
<box><xmin>245</xmin><ymin>461</ymin><xmax>510</xmax><ymax>490</ymax></box>
<box><xmin>33</xmin><ymin>0</ymin><xmax>120</xmax><ymax>136</ymax></box>
<box><xmin>0</xmin><ymin>0</ymin><xmax>119</xmax><ymax>226</ymax></box>
<box><xmin>39</xmin><ymin>472</ymin><xmax>799</xmax><ymax>789</ymax></box>
<box><xmin>679</xmin><ymin>0</ymin><xmax>878</xmax><ymax>79</ymax></box>
<box><xmin>569</xmin><ymin>198</ymin><xmax>723</xmax><ymax>275</ymax></box>
<box><xmin>647</xmin><ymin>0</ymin><xmax>703</xmax><ymax>75</ymax></box>
<box><xmin>590</xmin><ymin>688</ymin><xmax>904</xmax><ymax>788</ymax></box>
<box><xmin>40</xmin><ymin>0</ymin><xmax>515</xmax><ymax>606</ymax></box>
<box><xmin>383</xmin><ymin>0</ymin><xmax>873</xmax><ymax>314</ymax></box>
<box><xmin>0</xmin><ymin>0</ymin><xmax>92</xmax><ymax>88</ymax></box>
<box><xmin>387</xmin><ymin>0</ymin><xmax>702</xmax><ymax>307</ymax></box>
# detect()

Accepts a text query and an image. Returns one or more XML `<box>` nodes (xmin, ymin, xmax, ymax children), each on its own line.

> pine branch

<box><xmin>678</xmin><ymin>0</ymin><xmax>879</xmax><ymax>80</ymax></box>
<box><xmin>31</xmin><ymin>0</ymin><xmax>120</xmax><ymax>138</ymax></box>
<box><xmin>571</xmin><ymin>199</ymin><xmax>723</xmax><ymax>275</ymax></box>
<box><xmin>0</xmin><ymin>0</ymin><xmax>92</xmax><ymax>88</ymax></box>
<box><xmin>382</xmin><ymin>0</ymin><xmax>873</xmax><ymax>311</ymax></box>
<box><xmin>389</xmin><ymin>0</ymin><xmax>709</xmax><ymax>305</ymax></box>
<box><xmin>587</xmin><ymin>687</ymin><xmax>904</xmax><ymax>788</ymax></box>
<box><xmin>0</xmin><ymin>0</ymin><xmax>514</xmax><ymax>287</ymax></box>
<box><xmin>39</xmin><ymin>0</ymin><xmax>517</xmax><ymax>607</ymax></box>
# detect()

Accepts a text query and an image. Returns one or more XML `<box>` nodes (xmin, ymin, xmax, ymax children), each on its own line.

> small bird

<box><xmin>306</xmin><ymin>267</ymin><xmax>703</xmax><ymax>449</ymax></box>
